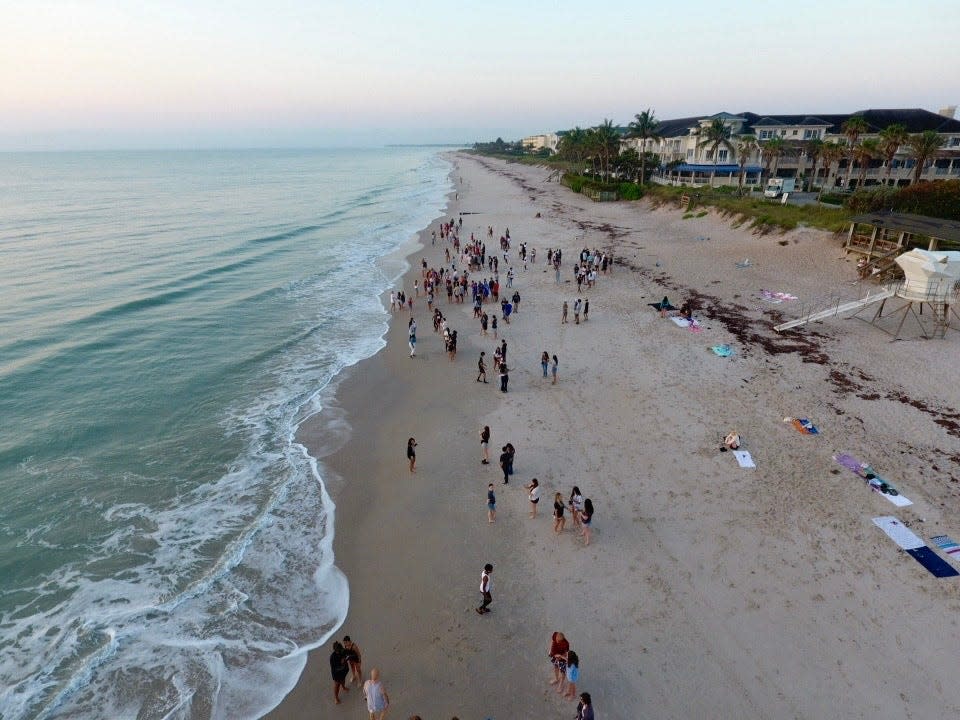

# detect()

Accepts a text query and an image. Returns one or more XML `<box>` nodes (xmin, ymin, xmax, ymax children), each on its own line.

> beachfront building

<box><xmin>521</xmin><ymin>133</ymin><xmax>559</xmax><ymax>154</ymax></box>
<box><xmin>648</xmin><ymin>107</ymin><xmax>960</xmax><ymax>189</ymax></box>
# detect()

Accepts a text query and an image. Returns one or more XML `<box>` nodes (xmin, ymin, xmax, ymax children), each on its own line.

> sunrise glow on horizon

<box><xmin>2</xmin><ymin>0</ymin><xmax>957</xmax><ymax>150</ymax></box>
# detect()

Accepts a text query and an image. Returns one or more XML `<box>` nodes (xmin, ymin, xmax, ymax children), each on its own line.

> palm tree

<box><xmin>590</xmin><ymin>119</ymin><xmax>621</xmax><ymax>181</ymax></box>
<box><xmin>735</xmin><ymin>135</ymin><xmax>758</xmax><ymax>195</ymax></box>
<box><xmin>697</xmin><ymin>118</ymin><xmax>735</xmax><ymax>186</ymax></box>
<box><xmin>853</xmin><ymin>138</ymin><xmax>881</xmax><ymax>188</ymax></box>
<box><xmin>841</xmin><ymin>115</ymin><xmax>869</xmax><ymax>189</ymax></box>
<box><xmin>878</xmin><ymin>123</ymin><xmax>908</xmax><ymax>186</ymax></box>
<box><xmin>558</xmin><ymin>127</ymin><xmax>588</xmax><ymax>173</ymax></box>
<box><xmin>803</xmin><ymin>137</ymin><xmax>824</xmax><ymax>190</ymax></box>
<box><xmin>906</xmin><ymin>130</ymin><xmax>944</xmax><ymax>184</ymax></box>
<box><xmin>818</xmin><ymin>141</ymin><xmax>846</xmax><ymax>199</ymax></box>
<box><xmin>762</xmin><ymin>136</ymin><xmax>790</xmax><ymax>182</ymax></box>
<box><xmin>628</xmin><ymin>109</ymin><xmax>660</xmax><ymax>185</ymax></box>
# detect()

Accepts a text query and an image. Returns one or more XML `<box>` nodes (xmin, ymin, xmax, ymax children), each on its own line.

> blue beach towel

<box><xmin>710</xmin><ymin>345</ymin><xmax>734</xmax><ymax>358</ymax></box>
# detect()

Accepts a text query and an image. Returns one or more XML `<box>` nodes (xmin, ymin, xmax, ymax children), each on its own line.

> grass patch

<box><xmin>682</xmin><ymin>212</ymin><xmax>695</xmax><ymax>219</ymax></box>
<box><xmin>695</xmin><ymin>210</ymin><xmax>708</xmax><ymax>218</ymax></box>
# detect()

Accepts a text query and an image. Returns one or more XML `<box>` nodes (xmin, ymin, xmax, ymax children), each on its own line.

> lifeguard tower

<box><xmin>775</xmin><ymin>248</ymin><xmax>960</xmax><ymax>339</ymax></box>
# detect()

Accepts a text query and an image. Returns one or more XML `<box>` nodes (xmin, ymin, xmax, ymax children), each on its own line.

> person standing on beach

<box><xmin>562</xmin><ymin>301</ymin><xmax>568</xmax><ymax>324</ymax></box>
<box><xmin>541</xmin><ymin>351</ymin><xmax>550</xmax><ymax>378</ymax></box>
<box><xmin>562</xmin><ymin>652</ymin><xmax>580</xmax><ymax>700</ymax></box>
<box><xmin>491</xmin><ymin>315</ymin><xmax>498</xmax><ymax>339</ymax></box>
<box><xmin>480</xmin><ymin>425</ymin><xmax>491</xmax><ymax>464</ymax></box>
<box><xmin>573</xmin><ymin>298</ymin><xmax>582</xmax><ymax>324</ymax></box>
<box><xmin>583</xmin><ymin>298</ymin><xmax>590</xmax><ymax>321</ymax></box>
<box><xmin>408</xmin><ymin>318</ymin><xmax>417</xmax><ymax>357</ymax></box>
<box><xmin>407</xmin><ymin>437</ymin><xmax>417</xmax><ymax>473</ymax></box>
<box><xmin>476</xmin><ymin>563</ymin><xmax>493</xmax><ymax>614</ymax></box>
<box><xmin>487</xmin><ymin>483</ymin><xmax>496</xmax><ymax>523</ymax></box>
<box><xmin>499</xmin><ymin>446</ymin><xmax>511</xmax><ymax>484</ymax></box>
<box><xmin>343</xmin><ymin>636</ymin><xmax>362</xmax><ymax>685</ymax></box>
<box><xmin>552</xmin><ymin>492</ymin><xmax>566</xmax><ymax>533</ymax></box>
<box><xmin>329</xmin><ymin>641</ymin><xmax>350</xmax><ymax>704</ymax></box>
<box><xmin>548</xmin><ymin>631</ymin><xmax>570</xmax><ymax>685</ymax></box>
<box><xmin>362</xmin><ymin>668</ymin><xmax>390</xmax><ymax>720</ymax></box>
<box><xmin>526</xmin><ymin>478</ymin><xmax>540</xmax><ymax>517</ymax></box>
<box><xmin>477</xmin><ymin>352</ymin><xmax>487</xmax><ymax>383</ymax></box>
<box><xmin>569</xmin><ymin>486</ymin><xmax>584</xmax><ymax>530</ymax></box>
<box><xmin>551</xmin><ymin>355</ymin><xmax>559</xmax><ymax>385</ymax></box>
<box><xmin>499</xmin><ymin>363</ymin><xmax>509</xmax><ymax>393</ymax></box>
<box><xmin>580</xmin><ymin>499</ymin><xmax>593</xmax><ymax>545</ymax></box>
<box><xmin>576</xmin><ymin>692</ymin><xmax>594</xmax><ymax>720</ymax></box>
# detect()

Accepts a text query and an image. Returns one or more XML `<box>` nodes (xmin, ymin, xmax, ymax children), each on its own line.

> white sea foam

<box><xmin>0</xmin><ymin>150</ymin><xmax>452</xmax><ymax>719</ymax></box>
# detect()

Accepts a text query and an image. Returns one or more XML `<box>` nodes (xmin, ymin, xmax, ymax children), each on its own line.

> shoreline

<box><xmin>269</xmin><ymin>152</ymin><xmax>960</xmax><ymax>720</ymax></box>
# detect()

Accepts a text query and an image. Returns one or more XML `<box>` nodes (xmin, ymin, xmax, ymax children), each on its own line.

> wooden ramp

<box><xmin>774</xmin><ymin>287</ymin><xmax>896</xmax><ymax>332</ymax></box>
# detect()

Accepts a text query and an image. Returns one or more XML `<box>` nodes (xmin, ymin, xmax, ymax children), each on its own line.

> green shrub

<box><xmin>618</xmin><ymin>182</ymin><xmax>643</xmax><ymax>200</ymax></box>
<box><xmin>818</xmin><ymin>192</ymin><xmax>848</xmax><ymax>205</ymax></box>
<box><xmin>846</xmin><ymin>186</ymin><xmax>899</xmax><ymax>213</ymax></box>
<box><xmin>696</xmin><ymin>210</ymin><xmax>708</xmax><ymax>217</ymax></box>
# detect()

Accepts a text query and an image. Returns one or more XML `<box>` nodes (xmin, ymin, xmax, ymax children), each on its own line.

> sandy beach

<box><xmin>268</xmin><ymin>152</ymin><xmax>960</xmax><ymax>720</ymax></box>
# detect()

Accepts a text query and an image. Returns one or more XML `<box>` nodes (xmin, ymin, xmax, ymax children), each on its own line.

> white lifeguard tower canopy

<box><xmin>895</xmin><ymin>249</ymin><xmax>960</xmax><ymax>301</ymax></box>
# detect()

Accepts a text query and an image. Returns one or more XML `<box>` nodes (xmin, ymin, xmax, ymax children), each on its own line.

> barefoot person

<box><xmin>329</xmin><ymin>641</ymin><xmax>350</xmax><ymax>704</ymax></box>
<box><xmin>343</xmin><ymin>635</ymin><xmax>362</xmax><ymax>685</ymax></box>
<box><xmin>576</xmin><ymin>692</ymin><xmax>594</xmax><ymax>720</ymax></box>
<box><xmin>580</xmin><ymin>499</ymin><xmax>593</xmax><ymax>545</ymax></box>
<box><xmin>407</xmin><ymin>437</ymin><xmax>417</xmax><ymax>473</ymax></box>
<box><xmin>551</xmin><ymin>354</ymin><xmax>559</xmax><ymax>385</ymax></box>
<box><xmin>476</xmin><ymin>563</ymin><xmax>493</xmax><ymax>615</ymax></box>
<box><xmin>480</xmin><ymin>425</ymin><xmax>491</xmax><ymax>464</ymax></box>
<box><xmin>526</xmin><ymin>478</ymin><xmax>540</xmax><ymax>518</ymax></box>
<box><xmin>548</xmin><ymin>631</ymin><xmax>570</xmax><ymax>685</ymax></box>
<box><xmin>487</xmin><ymin>483</ymin><xmax>496</xmax><ymax>523</ymax></box>
<box><xmin>363</xmin><ymin>668</ymin><xmax>390</xmax><ymax>720</ymax></box>
<box><xmin>541</xmin><ymin>350</ymin><xmax>550</xmax><ymax>378</ymax></box>
<box><xmin>552</xmin><ymin>492</ymin><xmax>566</xmax><ymax>533</ymax></box>
<box><xmin>563</xmin><ymin>652</ymin><xmax>580</xmax><ymax>700</ymax></box>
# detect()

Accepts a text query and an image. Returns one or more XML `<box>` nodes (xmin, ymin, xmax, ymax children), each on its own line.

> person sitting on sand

<box><xmin>678</xmin><ymin>302</ymin><xmax>693</xmax><ymax>321</ymax></box>
<box><xmin>722</xmin><ymin>432</ymin><xmax>741</xmax><ymax>451</ymax></box>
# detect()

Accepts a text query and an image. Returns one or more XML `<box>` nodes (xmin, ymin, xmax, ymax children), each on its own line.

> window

<box><xmin>717</xmin><ymin>150</ymin><xmax>729</xmax><ymax>162</ymax></box>
<box><xmin>792</xmin><ymin>130</ymin><xmax>798</xmax><ymax>136</ymax></box>
<box><xmin>950</xmin><ymin>137</ymin><xmax>960</xmax><ymax>147</ymax></box>
<box><xmin>759</xmin><ymin>130</ymin><xmax>770</xmax><ymax>139</ymax></box>
<box><xmin>687</xmin><ymin>149</ymin><xmax>694</xmax><ymax>159</ymax></box>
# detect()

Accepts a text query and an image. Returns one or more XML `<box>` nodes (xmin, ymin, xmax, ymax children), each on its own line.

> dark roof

<box><xmin>851</xmin><ymin>109</ymin><xmax>960</xmax><ymax>134</ymax></box>
<box><xmin>851</xmin><ymin>211</ymin><xmax>960</xmax><ymax>243</ymax></box>
<box><xmin>653</xmin><ymin>116</ymin><xmax>703</xmax><ymax>138</ymax></box>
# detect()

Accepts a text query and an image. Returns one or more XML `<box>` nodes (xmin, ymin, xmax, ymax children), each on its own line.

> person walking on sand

<box><xmin>552</xmin><ymin>492</ymin><xmax>566</xmax><ymax>533</ymax></box>
<box><xmin>329</xmin><ymin>641</ymin><xmax>350</xmax><ymax>704</ymax></box>
<box><xmin>407</xmin><ymin>437</ymin><xmax>417</xmax><ymax>473</ymax></box>
<box><xmin>476</xmin><ymin>563</ymin><xmax>493</xmax><ymax>614</ymax></box>
<box><xmin>573</xmin><ymin>297</ymin><xmax>582</xmax><ymax>324</ymax></box>
<box><xmin>563</xmin><ymin>652</ymin><xmax>580</xmax><ymax>700</ymax></box>
<box><xmin>343</xmin><ymin>635</ymin><xmax>362</xmax><ymax>685</ymax></box>
<box><xmin>477</xmin><ymin>352</ymin><xmax>487</xmax><ymax>383</ymax></box>
<box><xmin>580</xmin><ymin>499</ymin><xmax>593</xmax><ymax>545</ymax></box>
<box><xmin>363</xmin><ymin>668</ymin><xmax>390</xmax><ymax>720</ymax></box>
<box><xmin>548</xmin><ymin>631</ymin><xmax>570</xmax><ymax>686</ymax></box>
<box><xmin>541</xmin><ymin>351</ymin><xmax>550</xmax><ymax>378</ymax></box>
<box><xmin>526</xmin><ymin>478</ymin><xmax>540</xmax><ymax>517</ymax></box>
<box><xmin>561</xmin><ymin>301</ymin><xmax>568</xmax><ymax>324</ymax></box>
<box><xmin>491</xmin><ymin>315</ymin><xmax>498</xmax><ymax>339</ymax></box>
<box><xmin>499</xmin><ymin>363</ymin><xmax>509</xmax><ymax>393</ymax></box>
<box><xmin>480</xmin><ymin>425</ymin><xmax>491</xmax><ymax>464</ymax></box>
<box><xmin>487</xmin><ymin>483</ymin><xmax>496</xmax><ymax>523</ymax></box>
<box><xmin>569</xmin><ymin>486</ymin><xmax>584</xmax><ymax>530</ymax></box>
<box><xmin>551</xmin><ymin>354</ymin><xmax>559</xmax><ymax>385</ymax></box>
<box><xmin>408</xmin><ymin>318</ymin><xmax>417</xmax><ymax>357</ymax></box>
<box><xmin>583</xmin><ymin>298</ymin><xmax>590</xmax><ymax>321</ymax></box>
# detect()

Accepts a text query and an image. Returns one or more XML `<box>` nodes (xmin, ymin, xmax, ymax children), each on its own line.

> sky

<box><xmin>1</xmin><ymin>0</ymin><xmax>958</xmax><ymax>150</ymax></box>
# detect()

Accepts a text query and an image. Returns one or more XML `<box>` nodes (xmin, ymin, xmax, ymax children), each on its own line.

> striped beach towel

<box><xmin>931</xmin><ymin>535</ymin><xmax>960</xmax><ymax>559</ymax></box>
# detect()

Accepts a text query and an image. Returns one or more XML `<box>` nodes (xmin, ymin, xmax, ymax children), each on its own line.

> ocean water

<box><xmin>0</xmin><ymin>148</ymin><xmax>451</xmax><ymax>719</ymax></box>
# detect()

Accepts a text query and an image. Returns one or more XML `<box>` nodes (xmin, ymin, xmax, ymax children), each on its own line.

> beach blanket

<box><xmin>834</xmin><ymin>454</ymin><xmax>912</xmax><ymax>507</ymax></box>
<box><xmin>873</xmin><ymin>517</ymin><xmax>959</xmax><ymax>578</ymax></box>
<box><xmin>732</xmin><ymin>450</ymin><xmax>755</xmax><ymax>468</ymax></box>
<box><xmin>688</xmin><ymin>320</ymin><xmax>703</xmax><ymax>333</ymax></box>
<box><xmin>648</xmin><ymin>302</ymin><xmax>675</xmax><ymax>311</ymax></box>
<box><xmin>670</xmin><ymin>317</ymin><xmax>691</xmax><ymax>327</ymax></box>
<box><xmin>931</xmin><ymin>535</ymin><xmax>960</xmax><ymax>560</ymax></box>
<box><xmin>735</xmin><ymin>259</ymin><xmax>751</xmax><ymax>269</ymax></box>
<box><xmin>784</xmin><ymin>417</ymin><xmax>818</xmax><ymax>435</ymax></box>
<box><xmin>711</xmin><ymin>344</ymin><xmax>734</xmax><ymax>357</ymax></box>
<box><xmin>760</xmin><ymin>289</ymin><xmax>799</xmax><ymax>303</ymax></box>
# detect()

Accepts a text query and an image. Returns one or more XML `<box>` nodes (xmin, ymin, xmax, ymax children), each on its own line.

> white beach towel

<box><xmin>670</xmin><ymin>317</ymin><xmax>691</xmax><ymax>327</ymax></box>
<box><xmin>872</xmin><ymin>516</ymin><xmax>924</xmax><ymax>550</ymax></box>
<box><xmin>882</xmin><ymin>492</ymin><xmax>913</xmax><ymax>508</ymax></box>
<box><xmin>732</xmin><ymin>450</ymin><xmax>755</xmax><ymax>468</ymax></box>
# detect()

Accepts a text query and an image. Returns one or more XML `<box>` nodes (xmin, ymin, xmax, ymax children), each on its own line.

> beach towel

<box><xmin>670</xmin><ymin>317</ymin><xmax>691</xmax><ymax>327</ymax></box>
<box><xmin>688</xmin><ymin>320</ymin><xmax>703</xmax><ymax>333</ymax></box>
<box><xmin>760</xmin><ymin>290</ymin><xmax>799</xmax><ymax>303</ymax></box>
<box><xmin>735</xmin><ymin>259</ymin><xmax>751</xmax><ymax>269</ymax></box>
<box><xmin>784</xmin><ymin>417</ymin><xmax>818</xmax><ymax>435</ymax></box>
<box><xmin>649</xmin><ymin>302</ymin><xmax>675</xmax><ymax>311</ymax></box>
<box><xmin>732</xmin><ymin>450</ymin><xmax>755</xmax><ymax>468</ymax></box>
<box><xmin>873</xmin><ymin>517</ymin><xmax>959</xmax><ymax>578</ymax></box>
<box><xmin>834</xmin><ymin>454</ymin><xmax>912</xmax><ymax>507</ymax></box>
<box><xmin>711</xmin><ymin>345</ymin><xmax>734</xmax><ymax>357</ymax></box>
<box><xmin>931</xmin><ymin>535</ymin><xmax>960</xmax><ymax>560</ymax></box>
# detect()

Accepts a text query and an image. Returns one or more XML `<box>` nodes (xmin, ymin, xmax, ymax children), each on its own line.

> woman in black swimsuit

<box><xmin>329</xmin><ymin>641</ymin><xmax>350</xmax><ymax>704</ymax></box>
<box><xmin>552</xmin><ymin>492</ymin><xmax>566</xmax><ymax>534</ymax></box>
<box><xmin>407</xmin><ymin>437</ymin><xmax>417</xmax><ymax>473</ymax></box>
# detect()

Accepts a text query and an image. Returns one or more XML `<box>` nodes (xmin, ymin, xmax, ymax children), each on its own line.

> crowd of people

<box><xmin>333</xmin><ymin>215</ymin><xmax>606</xmax><ymax>718</ymax></box>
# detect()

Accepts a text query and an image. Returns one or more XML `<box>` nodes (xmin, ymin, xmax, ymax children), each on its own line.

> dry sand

<box><xmin>268</xmin><ymin>153</ymin><xmax>960</xmax><ymax>720</ymax></box>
